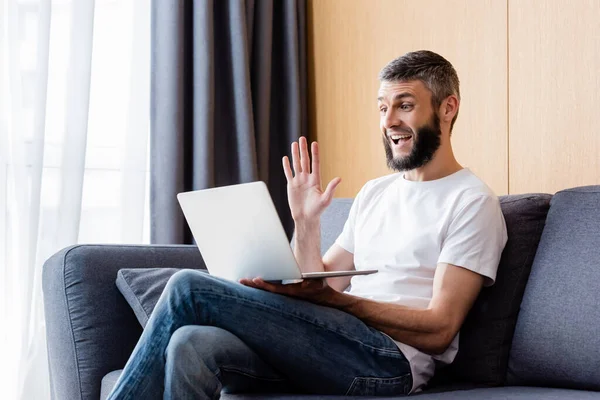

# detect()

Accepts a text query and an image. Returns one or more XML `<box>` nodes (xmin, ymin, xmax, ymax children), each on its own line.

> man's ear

<box><xmin>441</xmin><ymin>95</ymin><xmax>459</xmax><ymax>124</ymax></box>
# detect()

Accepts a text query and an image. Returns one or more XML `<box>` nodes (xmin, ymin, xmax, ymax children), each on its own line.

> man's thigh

<box><xmin>168</xmin><ymin>270</ymin><xmax>412</xmax><ymax>395</ymax></box>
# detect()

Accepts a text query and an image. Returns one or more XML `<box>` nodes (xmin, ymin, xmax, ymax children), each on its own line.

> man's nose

<box><xmin>383</xmin><ymin>109</ymin><xmax>401</xmax><ymax>131</ymax></box>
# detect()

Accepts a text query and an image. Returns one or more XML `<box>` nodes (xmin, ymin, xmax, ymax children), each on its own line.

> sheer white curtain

<box><xmin>0</xmin><ymin>1</ymin><xmax>150</xmax><ymax>399</ymax></box>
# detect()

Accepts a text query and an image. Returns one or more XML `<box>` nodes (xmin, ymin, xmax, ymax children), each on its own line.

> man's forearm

<box><xmin>324</xmin><ymin>291</ymin><xmax>453</xmax><ymax>354</ymax></box>
<box><xmin>293</xmin><ymin>219</ymin><xmax>324</xmax><ymax>273</ymax></box>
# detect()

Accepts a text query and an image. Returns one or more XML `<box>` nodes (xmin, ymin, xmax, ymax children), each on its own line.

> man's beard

<box><xmin>382</xmin><ymin>113</ymin><xmax>442</xmax><ymax>172</ymax></box>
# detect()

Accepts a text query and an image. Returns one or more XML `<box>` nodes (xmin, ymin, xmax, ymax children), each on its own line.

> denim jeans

<box><xmin>107</xmin><ymin>270</ymin><xmax>412</xmax><ymax>399</ymax></box>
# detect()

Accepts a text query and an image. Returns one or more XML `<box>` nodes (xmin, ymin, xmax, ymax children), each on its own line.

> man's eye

<box><xmin>400</xmin><ymin>104</ymin><xmax>413</xmax><ymax>111</ymax></box>
<box><xmin>379</xmin><ymin>107</ymin><xmax>387</xmax><ymax>114</ymax></box>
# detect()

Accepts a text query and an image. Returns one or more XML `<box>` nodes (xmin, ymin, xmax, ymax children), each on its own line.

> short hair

<box><xmin>379</xmin><ymin>50</ymin><xmax>461</xmax><ymax>131</ymax></box>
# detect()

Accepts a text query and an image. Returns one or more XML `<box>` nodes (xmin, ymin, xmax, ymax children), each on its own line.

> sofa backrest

<box><xmin>507</xmin><ymin>186</ymin><xmax>600</xmax><ymax>391</ymax></box>
<box><xmin>318</xmin><ymin>198</ymin><xmax>354</xmax><ymax>254</ymax></box>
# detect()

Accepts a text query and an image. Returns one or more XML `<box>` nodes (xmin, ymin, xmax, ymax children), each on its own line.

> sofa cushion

<box><xmin>116</xmin><ymin>268</ymin><xmax>195</xmax><ymax>327</ymax></box>
<box><xmin>507</xmin><ymin>186</ymin><xmax>600</xmax><ymax>390</ymax></box>
<box><xmin>432</xmin><ymin>194</ymin><xmax>552</xmax><ymax>386</ymax></box>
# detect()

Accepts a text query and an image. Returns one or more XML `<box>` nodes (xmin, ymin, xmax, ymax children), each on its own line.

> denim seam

<box><xmin>212</xmin><ymin>370</ymin><xmax>224</xmax><ymax>399</ymax></box>
<box><xmin>352</xmin><ymin>372</ymin><xmax>411</xmax><ymax>383</ymax></box>
<box><xmin>345</xmin><ymin>377</ymin><xmax>359</xmax><ymax>395</ymax></box>
<box><xmin>123</xmin><ymin>328</ymin><xmax>165</xmax><ymax>398</ymax></box>
<box><xmin>219</xmin><ymin>365</ymin><xmax>287</xmax><ymax>382</ymax></box>
<box><xmin>195</xmin><ymin>289</ymin><xmax>404</xmax><ymax>358</ymax></box>
<box><xmin>345</xmin><ymin>372</ymin><xmax>412</xmax><ymax>396</ymax></box>
<box><xmin>115</xmin><ymin>320</ymin><xmax>172</xmax><ymax>399</ymax></box>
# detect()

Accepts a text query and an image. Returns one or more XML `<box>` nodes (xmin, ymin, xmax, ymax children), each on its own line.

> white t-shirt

<box><xmin>335</xmin><ymin>168</ymin><xmax>507</xmax><ymax>393</ymax></box>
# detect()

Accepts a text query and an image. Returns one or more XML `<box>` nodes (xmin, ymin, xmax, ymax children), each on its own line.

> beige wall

<box><xmin>308</xmin><ymin>0</ymin><xmax>600</xmax><ymax>197</ymax></box>
<box><xmin>508</xmin><ymin>0</ymin><xmax>600</xmax><ymax>194</ymax></box>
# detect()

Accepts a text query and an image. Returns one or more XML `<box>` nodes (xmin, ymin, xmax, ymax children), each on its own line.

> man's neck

<box><xmin>402</xmin><ymin>148</ymin><xmax>463</xmax><ymax>182</ymax></box>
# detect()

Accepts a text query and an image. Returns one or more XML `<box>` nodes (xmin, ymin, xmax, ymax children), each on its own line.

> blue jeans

<box><xmin>107</xmin><ymin>270</ymin><xmax>412</xmax><ymax>399</ymax></box>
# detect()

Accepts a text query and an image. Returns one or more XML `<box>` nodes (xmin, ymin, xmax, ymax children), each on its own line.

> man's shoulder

<box><xmin>445</xmin><ymin>169</ymin><xmax>499</xmax><ymax>204</ymax></box>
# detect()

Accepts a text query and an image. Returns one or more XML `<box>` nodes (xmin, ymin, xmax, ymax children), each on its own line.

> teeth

<box><xmin>390</xmin><ymin>134</ymin><xmax>411</xmax><ymax>140</ymax></box>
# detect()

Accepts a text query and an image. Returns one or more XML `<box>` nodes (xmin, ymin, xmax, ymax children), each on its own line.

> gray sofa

<box><xmin>43</xmin><ymin>186</ymin><xmax>600</xmax><ymax>399</ymax></box>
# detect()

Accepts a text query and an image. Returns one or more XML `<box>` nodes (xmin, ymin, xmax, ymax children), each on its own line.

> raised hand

<box><xmin>283</xmin><ymin>137</ymin><xmax>341</xmax><ymax>222</ymax></box>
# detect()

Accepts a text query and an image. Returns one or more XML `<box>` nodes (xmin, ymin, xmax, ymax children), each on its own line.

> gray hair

<box><xmin>379</xmin><ymin>50</ymin><xmax>461</xmax><ymax>131</ymax></box>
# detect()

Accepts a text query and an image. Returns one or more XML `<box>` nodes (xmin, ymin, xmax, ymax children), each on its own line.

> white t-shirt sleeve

<box><xmin>438</xmin><ymin>194</ymin><xmax>507</xmax><ymax>286</ymax></box>
<box><xmin>334</xmin><ymin>187</ymin><xmax>365</xmax><ymax>254</ymax></box>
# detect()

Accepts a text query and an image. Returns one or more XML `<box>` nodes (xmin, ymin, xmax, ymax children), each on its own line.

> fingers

<box><xmin>239</xmin><ymin>278</ymin><xmax>256</xmax><ymax>287</ymax></box>
<box><xmin>291</xmin><ymin>141</ymin><xmax>301</xmax><ymax>176</ymax></box>
<box><xmin>289</xmin><ymin>137</ymin><xmax>319</xmax><ymax>178</ymax></box>
<box><xmin>251</xmin><ymin>278</ymin><xmax>287</xmax><ymax>294</ymax></box>
<box><xmin>323</xmin><ymin>177</ymin><xmax>342</xmax><ymax>204</ymax></box>
<box><xmin>239</xmin><ymin>278</ymin><xmax>272</xmax><ymax>291</ymax></box>
<box><xmin>311</xmin><ymin>141</ymin><xmax>320</xmax><ymax>180</ymax></box>
<box><xmin>253</xmin><ymin>278</ymin><xmax>276</xmax><ymax>290</ymax></box>
<box><xmin>282</xmin><ymin>156</ymin><xmax>293</xmax><ymax>182</ymax></box>
<box><xmin>299</xmin><ymin>137</ymin><xmax>310</xmax><ymax>173</ymax></box>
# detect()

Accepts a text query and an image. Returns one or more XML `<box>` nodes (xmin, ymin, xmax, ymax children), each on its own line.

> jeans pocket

<box><xmin>345</xmin><ymin>373</ymin><xmax>412</xmax><ymax>396</ymax></box>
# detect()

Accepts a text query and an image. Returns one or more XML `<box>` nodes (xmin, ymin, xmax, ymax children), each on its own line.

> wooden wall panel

<box><xmin>508</xmin><ymin>0</ymin><xmax>600</xmax><ymax>194</ymax></box>
<box><xmin>307</xmin><ymin>0</ymin><xmax>508</xmax><ymax>198</ymax></box>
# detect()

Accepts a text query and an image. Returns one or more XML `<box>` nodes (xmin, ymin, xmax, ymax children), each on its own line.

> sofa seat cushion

<box><xmin>508</xmin><ymin>186</ymin><xmax>600</xmax><ymax>390</ymax></box>
<box><xmin>100</xmin><ymin>370</ymin><xmax>122</xmax><ymax>400</ymax></box>
<box><xmin>100</xmin><ymin>370</ymin><xmax>599</xmax><ymax>400</ymax></box>
<box><xmin>223</xmin><ymin>387</ymin><xmax>600</xmax><ymax>399</ymax></box>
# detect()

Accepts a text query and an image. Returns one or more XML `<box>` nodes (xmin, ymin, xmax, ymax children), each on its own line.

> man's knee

<box><xmin>167</xmin><ymin>269</ymin><xmax>237</xmax><ymax>292</ymax></box>
<box><xmin>165</xmin><ymin>326</ymin><xmax>254</xmax><ymax>398</ymax></box>
<box><xmin>163</xmin><ymin>270</ymin><xmax>213</xmax><ymax>302</ymax></box>
<box><xmin>166</xmin><ymin>269</ymin><xmax>206</xmax><ymax>290</ymax></box>
<box><xmin>164</xmin><ymin>326</ymin><xmax>222</xmax><ymax>398</ymax></box>
<box><xmin>166</xmin><ymin>326</ymin><xmax>238</xmax><ymax>370</ymax></box>
<box><xmin>166</xmin><ymin>326</ymin><xmax>198</xmax><ymax>363</ymax></box>
<box><xmin>165</xmin><ymin>270</ymin><xmax>244</xmax><ymax>304</ymax></box>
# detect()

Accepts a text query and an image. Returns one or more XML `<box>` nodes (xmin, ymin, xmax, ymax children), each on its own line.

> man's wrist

<box><xmin>294</xmin><ymin>218</ymin><xmax>320</xmax><ymax>231</ymax></box>
<box><xmin>319</xmin><ymin>289</ymin><xmax>356</xmax><ymax>310</ymax></box>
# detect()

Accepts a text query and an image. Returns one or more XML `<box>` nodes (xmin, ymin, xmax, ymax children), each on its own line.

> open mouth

<box><xmin>390</xmin><ymin>134</ymin><xmax>412</xmax><ymax>145</ymax></box>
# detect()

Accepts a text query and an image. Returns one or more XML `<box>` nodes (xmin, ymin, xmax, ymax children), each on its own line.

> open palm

<box><xmin>283</xmin><ymin>137</ymin><xmax>341</xmax><ymax>222</ymax></box>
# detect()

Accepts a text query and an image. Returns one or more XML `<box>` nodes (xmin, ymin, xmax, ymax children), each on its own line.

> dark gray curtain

<box><xmin>150</xmin><ymin>0</ymin><xmax>307</xmax><ymax>244</ymax></box>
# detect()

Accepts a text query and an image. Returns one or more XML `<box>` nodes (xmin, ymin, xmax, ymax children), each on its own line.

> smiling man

<box><xmin>108</xmin><ymin>50</ymin><xmax>507</xmax><ymax>399</ymax></box>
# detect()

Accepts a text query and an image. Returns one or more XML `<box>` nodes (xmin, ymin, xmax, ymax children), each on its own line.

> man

<box><xmin>108</xmin><ymin>50</ymin><xmax>507</xmax><ymax>399</ymax></box>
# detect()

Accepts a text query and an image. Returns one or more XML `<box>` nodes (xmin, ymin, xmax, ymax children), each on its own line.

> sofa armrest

<box><xmin>42</xmin><ymin>244</ymin><xmax>205</xmax><ymax>400</ymax></box>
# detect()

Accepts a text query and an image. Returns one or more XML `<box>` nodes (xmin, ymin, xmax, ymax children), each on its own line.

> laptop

<box><xmin>177</xmin><ymin>181</ymin><xmax>377</xmax><ymax>283</ymax></box>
